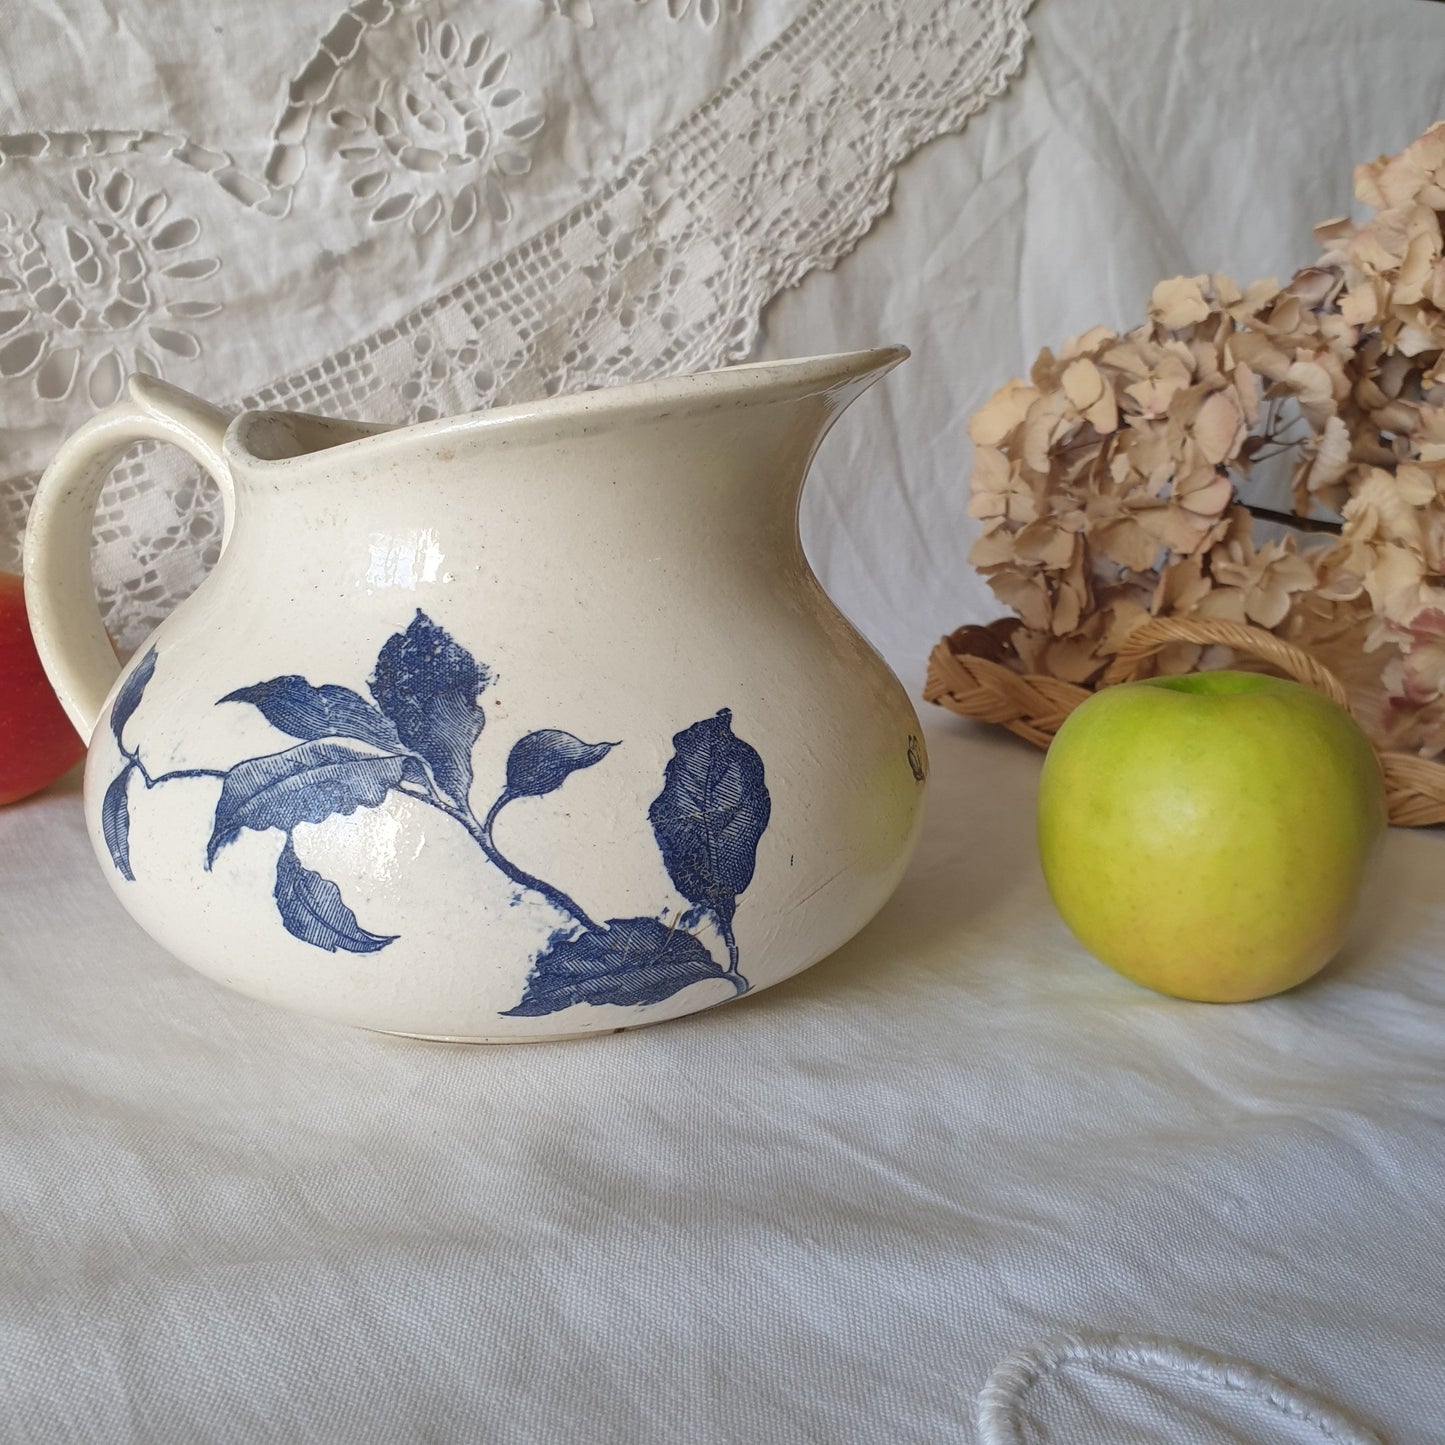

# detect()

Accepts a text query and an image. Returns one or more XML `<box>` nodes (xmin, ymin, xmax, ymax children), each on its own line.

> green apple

<box><xmin>1037</xmin><ymin>671</ymin><xmax>1387</xmax><ymax>1002</ymax></box>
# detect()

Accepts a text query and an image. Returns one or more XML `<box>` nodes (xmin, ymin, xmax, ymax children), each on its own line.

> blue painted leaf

<box><xmin>502</xmin><ymin>917</ymin><xmax>730</xmax><ymax>1016</ymax></box>
<box><xmin>273</xmin><ymin>837</ymin><xmax>395</xmax><ymax>953</ymax></box>
<box><xmin>101</xmin><ymin>764</ymin><xmax>136</xmax><ymax>881</ymax></box>
<box><xmin>206</xmin><ymin>740</ymin><xmax>410</xmax><ymax>867</ymax></box>
<box><xmin>647</xmin><ymin>708</ymin><xmax>771</xmax><ymax>930</ymax></box>
<box><xmin>109</xmin><ymin>648</ymin><xmax>157</xmax><ymax>748</ymax></box>
<box><xmin>504</xmin><ymin>730</ymin><xmax>615</xmax><ymax>799</ymax></box>
<box><xmin>220</xmin><ymin>676</ymin><xmax>403</xmax><ymax>752</ymax></box>
<box><xmin>368</xmin><ymin>610</ymin><xmax>491</xmax><ymax>804</ymax></box>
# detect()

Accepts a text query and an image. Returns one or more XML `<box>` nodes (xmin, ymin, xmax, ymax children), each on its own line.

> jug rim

<box><xmin>223</xmin><ymin>345</ymin><xmax>908</xmax><ymax>471</ymax></box>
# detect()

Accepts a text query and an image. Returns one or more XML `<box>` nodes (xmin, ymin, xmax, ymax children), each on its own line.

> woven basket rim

<box><xmin>924</xmin><ymin>615</ymin><xmax>1445</xmax><ymax>828</ymax></box>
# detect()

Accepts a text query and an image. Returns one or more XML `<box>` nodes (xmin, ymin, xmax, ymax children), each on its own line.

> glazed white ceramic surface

<box><xmin>24</xmin><ymin>351</ymin><xmax>926</xmax><ymax>1040</ymax></box>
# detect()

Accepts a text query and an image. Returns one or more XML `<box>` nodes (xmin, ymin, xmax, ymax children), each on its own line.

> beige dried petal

<box><xmin>1188</xmin><ymin>336</ymin><xmax>1227</xmax><ymax>385</ymax></box>
<box><xmin>1395</xmin><ymin>228</ymin><xmax>1442</xmax><ymax>305</ymax></box>
<box><xmin>1150</xmin><ymin>275</ymin><xmax>1211</xmax><ymax>329</ymax></box>
<box><xmin>1363</xmin><ymin>543</ymin><xmax>1426</xmax><ymax>615</ymax></box>
<box><xmin>1379</xmin><ymin>351</ymin><xmax>1414</xmax><ymax>399</ymax></box>
<box><xmin>1357</xmin><ymin>123</ymin><xmax>1445</xmax><ymax>210</ymax></box>
<box><xmin>972</xmin><ymin>445</ymin><xmax>1012</xmax><ymax>491</ymax></box>
<box><xmin>1244</xmin><ymin>580</ymin><xmax>1294</xmax><ymax>629</ymax></box>
<box><xmin>1057</xmin><ymin>442</ymin><xmax>1108</xmax><ymax>487</ymax></box>
<box><xmin>1084</xmin><ymin>390</ymin><xmax>1119</xmax><ymax>435</ymax></box>
<box><xmin>1300</xmin><ymin>414</ymin><xmax>1352</xmax><ymax>493</ymax></box>
<box><xmin>1395</xmin><ymin>464</ymin><xmax>1437</xmax><ymax>505</ymax></box>
<box><xmin>969</xmin><ymin>527</ymin><xmax>1020</xmax><ymax>570</ymax></box>
<box><xmin>1261</xmin><ymin>295</ymin><xmax>1304</xmax><ymax>337</ymax></box>
<box><xmin>1227</xmin><ymin>331</ymin><xmax>1292</xmax><ymax>380</ymax></box>
<box><xmin>1059</xmin><ymin>325</ymin><xmax>1117</xmax><ymax>361</ymax></box>
<box><xmin>1062</xmin><ymin>358</ymin><xmax>1105</xmax><ymax>412</ymax></box>
<box><xmin>1344</xmin><ymin>467</ymin><xmax>1427</xmax><ymax>549</ymax></box>
<box><xmin>1180</xmin><ymin>473</ymin><xmax>1236</xmax><ymax>517</ymax></box>
<box><xmin>1103</xmin><ymin>596</ymin><xmax>1151</xmax><ymax>648</ymax></box>
<box><xmin>1373</xmin><ymin>400</ymin><xmax>1420</xmax><ymax>434</ymax></box>
<box><xmin>1285</xmin><ymin>267</ymin><xmax>1339</xmax><ymax>308</ymax></box>
<box><xmin>1400</xmin><ymin>637</ymin><xmax>1445</xmax><ymax>706</ymax></box>
<box><xmin>968</xmin><ymin>448</ymin><xmax>1041</xmax><ymax>525</ymax></box>
<box><xmin>1124</xmin><ymin>354</ymin><xmax>1195</xmax><ymax>418</ymax></box>
<box><xmin>1040</xmin><ymin>635</ymin><xmax>1106</xmax><ymax>683</ymax></box>
<box><xmin>1021</xmin><ymin>390</ymin><xmax>1075</xmax><ymax>475</ymax></box>
<box><xmin>1224</xmin><ymin>278</ymin><xmax>1282</xmax><ymax>320</ymax></box>
<box><xmin>1212</xmin><ymin>275</ymin><xmax>1243</xmax><ymax>307</ymax></box>
<box><xmin>1318</xmin><ymin>313</ymin><xmax>1357</xmax><ymax>354</ymax></box>
<box><xmin>1314</xmin><ymin>567</ymin><xmax>1366</xmax><ymax>602</ymax></box>
<box><xmin>1030</xmin><ymin>347</ymin><xmax>1061</xmax><ymax>392</ymax></box>
<box><xmin>969</xmin><ymin>379</ymin><xmax>1038</xmax><ymax>447</ymax></box>
<box><xmin>990</xmin><ymin>571</ymin><xmax>1053</xmax><ymax>632</ymax></box>
<box><xmin>1135</xmin><ymin>501</ymin><xmax>1215</xmax><ymax>554</ymax></box>
<box><xmin>1152</xmin><ymin>555</ymin><xmax>1211</xmax><ymax>613</ymax></box>
<box><xmin>1396</xmin><ymin>321</ymin><xmax>1440</xmax><ymax>357</ymax></box>
<box><xmin>1100</xmin><ymin>339</ymin><xmax>1154</xmax><ymax>378</ymax></box>
<box><xmin>1232</xmin><ymin>362</ymin><xmax>1262</xmax><ymax>427</ymax></box>
<box><xmin>1122</xmin><ymin>425</ymin><xmax>1176</xmax><ymax>487</ymax></box>
<box><xmin>1267</xmin><ymin>548</ymin><xmax>1318</xmax><ymax>591</ymax></box>
<box><xmin>1052</xmin><ymin>581</ymin><xmax>1084</xmax><ymax>636</ymax></box>
<box><xmin>1414</xmin><ymin>407</ymin><xmax>1445</xmax><ymax>444</ymax></box>
<box><xmin>1280</xmin><ymin>359</ymin><xmax>1334</xmax><ymax>407</ymax></box>
<box><xmin>1427</xmin><ymin>257</ymin><xmax>1445</xmax><ymax>310</ymax></box>
<box><xmin>1314</xmin><ymin>215</ymin><xmax>1354</xmax><ymax>249</ymax></box>
<box><xmin>1193</xmin><ymin>587</ymin><xmax>1248</xmax><ymax>623</ymax></box>
<box><xmin>1094</xmin><ymin>516</ymin><xmax>1162</xmax><ymax>573</ymax></box>
<box><xmin>1350</xmin><ymin>213</ymin><xmax>1412</xmax><ymax>274</ymax></box>
<box><xmin>1013</xmin><ymin>518</ymin><xmax>1077</xmax><ymax>570</ymax></box>
<box><xmin>1339</xmin><ymin>280</ymin><xmax>1383</xmax><ymax>328</ymax></box>
<box><xmin>1193</xmin><ymin>390</ymin><xmax>1245</xmax><ymax>465</ymax></box>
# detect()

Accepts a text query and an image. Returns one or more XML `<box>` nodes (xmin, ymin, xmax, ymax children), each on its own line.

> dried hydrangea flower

<box><xmin>966</xmin><ymin>121</ymin><xmax>1445</xmax><ymax>756</ymax></box>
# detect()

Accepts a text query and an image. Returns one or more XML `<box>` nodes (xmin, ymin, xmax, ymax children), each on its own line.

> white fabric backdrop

<box><xmin>0</xmin><ymin>0</ymin><xmax>1028</xmax><ymax>655</ymax></box>
<box><xmin>4</xmin><ymin>0</ymin><xmax>1445</xmax><ymax>1441</ymax></box>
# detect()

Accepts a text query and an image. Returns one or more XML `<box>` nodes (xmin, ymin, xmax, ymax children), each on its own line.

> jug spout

<box><xmin>704</xmin><ymin>345</ymin><xmax>909</xmax><ymax>514</ymax></box>
<box><xmin>684</xmin><ymin>346</ymin><xmax>909</xmax><ymax>444</ymax></box>
<box><xmin>768</xmin><ymin>345</ymin><xmax>910</xmax><ymax>418</ymax></box>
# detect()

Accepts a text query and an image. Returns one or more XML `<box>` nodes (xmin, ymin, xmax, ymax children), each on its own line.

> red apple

<box><xmin>0</xmin><ymin>572</ymin><xmax>86</xmax><ymax>805</ymax></box>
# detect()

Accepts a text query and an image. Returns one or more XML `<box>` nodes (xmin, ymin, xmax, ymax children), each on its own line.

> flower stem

<box><xmin>480</xmin><ymin>794</ymin><xmax>603</xmax><ymax>934</ymax></box>
<box><xmin>399</xmin><ymin>784</ymin><xmax>601</xmax><ymax>934</ymax></box>
<box><xmin>715</xmin><ymin>915</ymin><xmax>748</xmax><ymax>993</ymax></box>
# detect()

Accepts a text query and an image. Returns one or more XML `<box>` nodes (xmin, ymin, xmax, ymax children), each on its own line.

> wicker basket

<box><xmin>925</xmin><ymin>615</ymin><xmax>1445</xmax><ymax>827</ymax></box>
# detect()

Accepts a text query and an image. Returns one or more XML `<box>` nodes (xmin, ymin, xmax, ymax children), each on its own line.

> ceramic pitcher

<box><xmin>24</xmin><ymin>350</ymin><xmax>926</xmax><ymax>1041</ymax></box>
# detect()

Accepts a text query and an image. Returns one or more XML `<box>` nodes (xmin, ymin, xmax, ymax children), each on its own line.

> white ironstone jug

<box><xmin>25</xmin><ymin>349</ymin><xmax>925</xmax><ymax>1040</ymax></box>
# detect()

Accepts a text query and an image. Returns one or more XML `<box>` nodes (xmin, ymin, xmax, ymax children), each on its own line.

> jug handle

<box><xmin>23</xmin><ymin>375</ymin><xmax>233</xmax><ymax>740</ymax></box>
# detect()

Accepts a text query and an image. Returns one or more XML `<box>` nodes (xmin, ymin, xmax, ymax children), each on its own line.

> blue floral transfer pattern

<box><xmin>102</xmin><ymin>611</ymin><xmax>771</xmax><ymax>1015</ymax></box>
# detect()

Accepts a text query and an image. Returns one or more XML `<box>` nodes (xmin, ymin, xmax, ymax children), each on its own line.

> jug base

<box><xmin>370</xmin><ymin>1023</ymin><xmax>636</xmax><ymax>1046</ymax></box>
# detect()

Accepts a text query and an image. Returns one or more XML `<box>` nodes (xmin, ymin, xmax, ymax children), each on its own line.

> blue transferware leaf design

<box><xmin>108</xmin><ymin>625</ymin><xmax>773</xmax><ymax>1024</ymax></box>
<box><xmin>501</xmin><ymin>917</ymin><xmax>733</xmax><ymax>1016</ymax></box>
<box><xmin>273</xmin><ymin>837</ymin><xmax>395</xmax><ymax>953</ymax></box>
<box><xmin>109</xmin><ymin>648</ymin><xmax>157</xmax><ymax>748</ymax></box>
<box><xmin>206</xmin><ymin>740</ymin><xmax>412</xmax><ymax>868</ymax></box>
<box><xmin>101</xmin><ymin>765</ymin><xmax>135</xmax><ymax>881</ymax></box>
<box><xmin>220</xmin><ymin>677</ymin><xmax>403</xmax><ymax>752</ymax></box>
<box><xmin>504</xmin><ymin>730</ymin><xmax>616</xmax><ymax>800</ymax></box>
<box><xmin>647</xmin><ymin>707</ymin><xmax>771</xmax><ymax>933</ymax></box>
<box><xmin>368</xmin><ymin>610</ymin><xmax>491</xmax><ymax>805</ymax></box>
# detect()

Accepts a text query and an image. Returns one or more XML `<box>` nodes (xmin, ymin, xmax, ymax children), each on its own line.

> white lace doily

<box><xmin>0</xmin><ymin>0</ymin><xmax>1031</xmax><ymax>653</ymax></box>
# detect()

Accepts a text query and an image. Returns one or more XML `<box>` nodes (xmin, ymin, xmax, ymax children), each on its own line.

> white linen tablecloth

<box><xmin>5</xmin><ymin>0</ymin><xmax>1445</xmax><ymax>1440</ymax></box>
